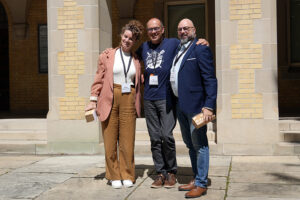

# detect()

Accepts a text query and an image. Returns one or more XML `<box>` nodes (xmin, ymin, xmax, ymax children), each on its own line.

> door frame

<box><xmin>164</xmin><ymin>0</ymin><xmax>208</xmax><ymax>40</ymax></box>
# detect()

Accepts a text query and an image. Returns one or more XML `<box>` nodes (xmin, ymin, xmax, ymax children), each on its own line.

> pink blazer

<box><xmin>90</xmin><ymin>48</ymin><xmax>142</xmax><ymax>122</ymax></box>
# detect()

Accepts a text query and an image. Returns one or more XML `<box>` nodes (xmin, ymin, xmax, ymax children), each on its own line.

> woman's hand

<box><xmin>85</xmin><ymin>101</ymin><xmax>97</xmax><ymax>111</ymax></box>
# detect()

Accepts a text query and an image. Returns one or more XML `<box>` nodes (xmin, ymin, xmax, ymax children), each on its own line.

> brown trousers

<box><xmin>101</xmin><ymin>84</ymin><xmax>136</xmax><ymax>182</ymax></box>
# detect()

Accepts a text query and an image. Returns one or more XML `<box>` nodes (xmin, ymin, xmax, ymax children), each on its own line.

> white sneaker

<box><xmin>111</xmin><ymin>180</ymin><xmax>122</xmax><ymax>189</ymax></box>
<box><xmin>123</xmin><ymin>180</ymin><xmax>133</xmax><ymax>188</ymax></box>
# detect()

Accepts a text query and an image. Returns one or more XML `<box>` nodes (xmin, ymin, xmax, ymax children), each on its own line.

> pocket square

<box><xmin>187</xmin><ymin>58</ymin><xmax>196</xmax><ymax>61</ymax></box>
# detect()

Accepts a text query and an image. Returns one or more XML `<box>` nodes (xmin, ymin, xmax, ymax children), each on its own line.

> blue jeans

<box><xmin>177</xmin><ymin>105</ymin><xmax>209</xmax><ymax>188</ymax></box>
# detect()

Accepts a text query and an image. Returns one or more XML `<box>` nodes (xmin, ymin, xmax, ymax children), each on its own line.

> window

<box><xmin>163</xmin><ymin>0</ymin><xmax>215</xmax><ymax>66</ymax></box>
<box><xmin>164</xmin><ymin>0</ymin><xmax>207</xmax><ymax>40</ymax></box>
<box><xmin>38</xmin><ymin>24</ymin><xmax>48</xmax><ymax>73</ymax></box>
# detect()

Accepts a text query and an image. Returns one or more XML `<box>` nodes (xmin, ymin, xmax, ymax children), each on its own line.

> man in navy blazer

<box><xmin>169</xmin><ymin>18</ymin><xmax>217</xmax><ymax>198</ymax></box>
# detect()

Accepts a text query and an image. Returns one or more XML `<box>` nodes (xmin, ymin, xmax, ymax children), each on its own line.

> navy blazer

<box><xmin>170</xmin><ymin>39</ymin><xmax>218</xmax><ymax>115</ymax></box>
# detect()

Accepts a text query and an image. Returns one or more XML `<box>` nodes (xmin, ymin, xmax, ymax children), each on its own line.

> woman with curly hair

<box><xmin>85</xmin><ymin>20</ymin><xmax>144</xmax><ymax>189</ymax></box>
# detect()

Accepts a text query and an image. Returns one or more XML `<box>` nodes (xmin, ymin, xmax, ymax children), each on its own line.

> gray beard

<box><xmin>180</xmin><ymin>38</ymin><xmax>189</xmax><ymax>45</ymax></box>
<box><xmin>180</xmin><ymin>35</ymin><xmax>195</xmax><ymax>45</ymax></box>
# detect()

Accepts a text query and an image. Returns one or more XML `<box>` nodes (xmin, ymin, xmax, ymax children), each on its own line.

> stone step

<box><xmin>0</xmin><ymin>140</ymin><xmax>47</xmax><ymax>144</ymax></box>
<box><xmin>281</xmin><ymin>131</ymin><xmax>300</xmax><ymax>142</ymax></box>
<box><xmin>135</xmin><ymin>130</ymin><xmax>216</xmax><ymax>141</ymax></box>
<box><xmin>0</xmin><ymin>141</ymin><xmax>47</xmax><ymax>154</ymax></box>
<box><xmin>137</xmin><ymin>118</ymin><xmax>215</xmax><ymax>131</ymax></box>
<box><xmin>97</xmin><ymin>140</ymin><xmax>218</xmax><ymax>156</ymax></box>
<box><xmin>136</xmin><ymin>118</ymin><xmax>181</xmax><ymax>131</ymax></box>
<box><xmin>279</xmin><ymin>119</ymin><xmax>300</xmax><ymax>142</ymax></box>
<box><xmin>274</xmin><ymin>142</ymin><xmax>300</xmax><ymax>155</ymax></box>
<box><xmin>133</xmin><ymin>140</ymin><xmax>218</xmax><ymax>156</ymax></box>
<box><xmin>135</xmin><ymin>130</ymin><xmax>183</xmax><ymax>141</ymax></box>
<box><xmin>279</xmin><ymin>119</ymin><xmax>300</xmax><ymax>131</ymax></box>
<box><xmin>134</xmin><ymin>140</ymin><xmax>188</xmax><ymax>155</ymax></box>
<box><xmin>0</xmin><ymin>130</ymin><xmax>47</xmax><ymax>141</ymax></box>
<box><xmin>0</xmin><ymin>119</ymin><xmax>47</xmax><ymax>154</ymax></box>
<box><xmin>0</xmin><ymin>119</ymin><xmax>47</xmax><ymax>130</ymax></box>
<box><xmin>136</xmin><ymin>118</ymin><xmax>216</xmax><ymax>142</ymax></box>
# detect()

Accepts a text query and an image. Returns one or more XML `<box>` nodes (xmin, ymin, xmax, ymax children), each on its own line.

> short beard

<box><xmin>180</xmin><ymin>38</ymin><xmax>189</xmax><ymax>45</ymax></box>
<box><xmin>180</xmin><ymin>33</ymin><xmax>196</xmax><ymax>45</ymax></box>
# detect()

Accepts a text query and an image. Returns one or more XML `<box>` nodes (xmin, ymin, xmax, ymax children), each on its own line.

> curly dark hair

<box><xmin>121</xmin><ymin>20</ymin><xmax>144</xmax><ymax>41</ymax></box>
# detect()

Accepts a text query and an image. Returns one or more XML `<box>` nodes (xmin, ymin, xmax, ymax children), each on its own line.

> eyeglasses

<box><xmin>177</xmin><ymin>26</ymin><xmax>194</xmax><ymax>32</ymax></box>
<box><xmin>147</xmin><ymin>27</ymin><xmax>161</xmax><ymax>32</ymax></box>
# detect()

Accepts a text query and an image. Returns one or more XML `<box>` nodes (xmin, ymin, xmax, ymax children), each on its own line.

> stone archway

<box><xmin>0</xmin><ymin>2</ymin><xmax>9</xmax><ymax>110</ymax></box>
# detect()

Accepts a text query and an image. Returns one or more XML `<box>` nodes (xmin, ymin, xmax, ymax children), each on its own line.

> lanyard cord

<box><xmin>151</xmin><ymin>50</ymin><xmax>159</xmax><ymax>72</ymax></box>
<box><xmin>150</xmin><ymin>39</ymin><xmax>164</xmax><ymax>73</ymax></box>
<box><xmin>174</xmin><ymin>41</ymin><xmax>193</xmax><ymax>66</ymax></box>
<box><xmin>120</xmin><ymin>48</ymin><xmax>133</xmax><ymax>83</ymax></box>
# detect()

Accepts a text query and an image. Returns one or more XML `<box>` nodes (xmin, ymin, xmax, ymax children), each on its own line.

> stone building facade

<box><xmin>0</xmin><ymin>0</ymin><xmax>299</xmax><ymax>155</ymax></box>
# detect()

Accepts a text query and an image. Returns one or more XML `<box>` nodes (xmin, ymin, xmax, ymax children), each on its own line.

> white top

<box><xmin>113</xmin><ymin>48</ymin><xmax>136</xmax><ymax>85</ymax></box>
<box><xmin>170</xmin><ymin>41</ymin><xmax>192</xmax><ymax>97</ymax></box>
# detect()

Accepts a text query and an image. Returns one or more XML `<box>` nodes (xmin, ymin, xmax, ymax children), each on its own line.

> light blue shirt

<box><xmin>170</xmin><ymin>41</ymin><xmax>192</xmax><ymax>97</ymax></box>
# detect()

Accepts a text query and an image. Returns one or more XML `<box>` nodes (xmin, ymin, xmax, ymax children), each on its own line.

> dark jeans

<box><xmin>177</xmin><ymin>103</ymin><xmax>209</xmax><ymax>188</ymax></box>
<box><xmin>144</xmin><ymin>99</ymin><xmax>177</xmax><ymax>177</ymax></box>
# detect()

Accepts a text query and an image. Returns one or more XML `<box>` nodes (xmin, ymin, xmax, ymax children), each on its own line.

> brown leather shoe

<box><xmin>151</xmin><ymin>174</ymin><xmax>165</xmax><ymax>188</ymax></box>
<box><xmin>164</xmin><ymin>173</ymin><xmax>176</xmax><ymax>188</ymax></box>
<box><xmin>185</xmin><ymin>187</ymin><xmax>207</xmax><ymax>198</ymax></box>
<box><xmin>178</xmin><ymin>179</ymin><xmax>196</xmax><ymax>191</ymax></box>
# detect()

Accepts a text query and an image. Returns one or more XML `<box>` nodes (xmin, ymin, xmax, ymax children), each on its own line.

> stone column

<box><xmin>41</xmin><ymin>0</ymin><xmax>111</xmax><ymax>154</ymax></box>
<box><xmin>215</xmin><ymin>0</ymin><xmax>279</xmax><ymax>155</ymax></box>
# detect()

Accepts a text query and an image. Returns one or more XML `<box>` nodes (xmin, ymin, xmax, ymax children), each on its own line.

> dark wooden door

<box><xmin>0</xmin><ymin>3</ymin><xmax>9</xmax><ymax>110</ymax></box>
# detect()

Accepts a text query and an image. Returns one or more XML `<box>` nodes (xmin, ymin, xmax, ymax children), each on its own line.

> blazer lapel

<box><xmin>175</xmin><ymin>43</ymin><xmax>181</xmax><ymax>56</ymax></box>
<box><xmin>179</xmin><ymin>39</ymin><xmax>197</xmax><ymax>72</ymax></box>
<box><xmin>107</xmin><ymin>48</ymin><xmax>117</xmax><ymax>91</ymax></box>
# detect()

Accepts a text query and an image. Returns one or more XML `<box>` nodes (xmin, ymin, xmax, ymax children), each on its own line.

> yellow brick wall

<box><xmin>229</xmin><ymin>0</ymin><xmax>263</xmax><ymax>119</ymax></box>
<box><xmin>9</xmin><ymin>0</ymin><xmax>48</xmax><ymax>113</ymax></box>
<box><xmin>57</xmin><ymin>0</ymin><xmax>86</xmax><ymax>120</ymax></box>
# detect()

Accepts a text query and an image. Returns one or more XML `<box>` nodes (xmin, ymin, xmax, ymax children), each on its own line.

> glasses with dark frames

<box><xmin>147</xmin><ymin>27</ymin><xmax>161</xmax><ymax>32</ymax></box>
<box><xmin>177</xmin><ymin>26</ymin><xmax>194</xmax><ymax>32</ymax></box>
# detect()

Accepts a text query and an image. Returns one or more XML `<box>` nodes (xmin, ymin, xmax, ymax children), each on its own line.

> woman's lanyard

<box><xmin>120</xmin><ymin>48</ymin><xmax>133</xmax><ymax>83</ymax></box>
<box><xmin>174</xmin><ymin>41</ymin><xmax>193</xmax><ymax>66</ymax></box>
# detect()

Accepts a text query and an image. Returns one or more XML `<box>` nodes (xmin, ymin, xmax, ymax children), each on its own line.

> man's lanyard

<box><xmin>174</xmin><ymin>41</ymin><xmax>193</xmax><ymax>66</ymax></box>
<box><xmin>150</xmin><ymin>40</ymin><xmax>163</xmax><ymax>73</ymax></box>
<box><xmin>120</xmin><ymin>48</ymin><xmax>133</xmax><ymax>83</ymax></box>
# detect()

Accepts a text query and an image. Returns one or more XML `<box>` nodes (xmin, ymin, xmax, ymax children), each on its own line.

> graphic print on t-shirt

<box><xmin>145</xmin><ymin>50</ymin><xmax>165</xmax><ymax>69</ymax></box>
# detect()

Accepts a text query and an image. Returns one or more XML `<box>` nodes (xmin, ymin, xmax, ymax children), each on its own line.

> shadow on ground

<box><xmin>94</xmin><ymin>165</ymin><xmax>211</xmax><ymax>186</ymax></box>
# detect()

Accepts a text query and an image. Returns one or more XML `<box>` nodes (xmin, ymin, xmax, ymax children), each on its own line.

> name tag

<box><xmin>122</xmin><ymin>83</ymin><xmax>131</xmax><ymax>93</ymax></box>
<box><xmin>149</xmin><ymin>75</ymin><xmax>158</xmax><ymax>85</ymax></box>
<box><xmin>170</xmin><ymin>71</ymin><xmax>175</xmax><ymax>82</ymax></box>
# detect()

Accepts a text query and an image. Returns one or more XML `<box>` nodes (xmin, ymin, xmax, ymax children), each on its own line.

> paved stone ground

<box><xmin>0</xmin><ymin>155</ymin><xmax>299</xmax><ymax>200</ymax></box>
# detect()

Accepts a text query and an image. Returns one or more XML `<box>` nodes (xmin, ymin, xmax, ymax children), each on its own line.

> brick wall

<box><xmin>229</xmin><ymin>0</ymin><xmax>263</xmax><ymax>119</ymax></box>
<box><xmin>9</xmin><ymin>0</ymin><xmax>48</xmax><ymax>114</ymax></box>
<box><xmin>57</xmin><ymin>0</ymin><xmax>86</xmax><ymax>120</ymax></box>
